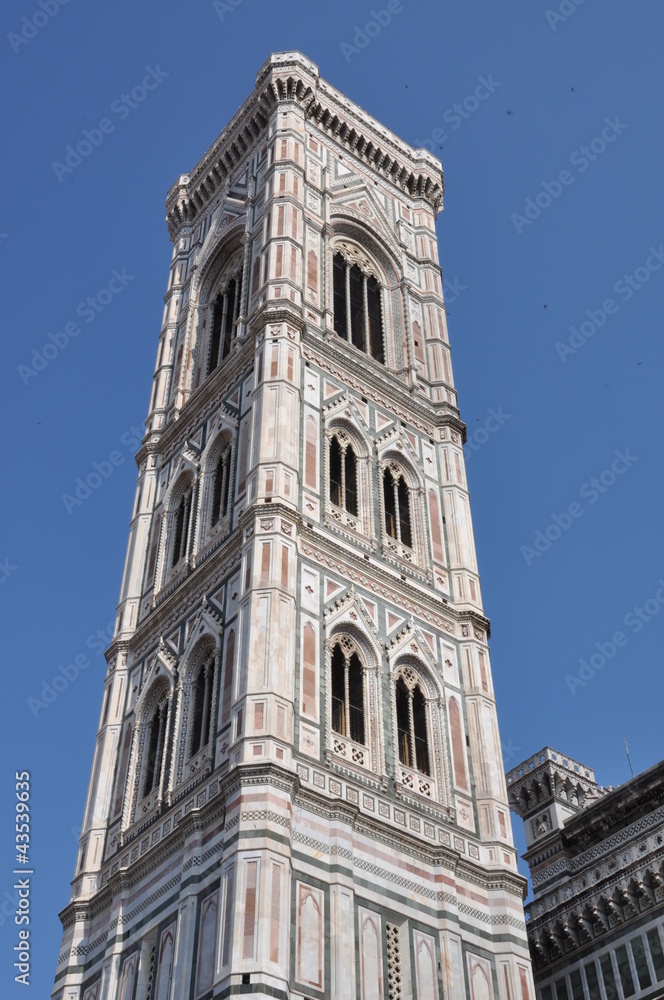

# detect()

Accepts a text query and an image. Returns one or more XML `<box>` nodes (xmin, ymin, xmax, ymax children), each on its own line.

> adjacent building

<box><xmin>53</xmin><ymin>51</ymin><xmax>535</xmax><ymax>1000</ymax></box>
<box><xmin>507</xmin><ymin>748</ymin><xmax>664</xmax><ymax>1000</ymax></box>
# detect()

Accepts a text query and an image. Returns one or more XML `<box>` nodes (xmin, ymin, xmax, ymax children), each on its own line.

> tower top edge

<box><xmin>506</xmin><ymin>746</ymin><xmax>597</xmax><ymax>787</ymax></box>
<box><xmin>165</xmin><ymin>50</ymin><xmax>444</xmax><ymax>237</ymax></box>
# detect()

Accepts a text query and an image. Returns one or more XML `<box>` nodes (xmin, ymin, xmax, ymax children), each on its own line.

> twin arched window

<box><xmin>395</xmin><ymin>676</ymin><xmax>430</xmax><ymax>776</ymax></box>
<box><xmin>328</xmin><ymin>641</ymin><xmax>436</xmax><ymax>793</ymax></box>
<box><xmin>333</xmin><ymin>251</ymin><xmax>384</xmax><ymax>363</ymax></box>
<box><xmin>326</xmin><ymin>435</ymin><xmax>418</xmax><ymax>558</ymax></box>
<box><xmin>134</xmin><ymin>647</ymin><xmax>219</xmax><ymax>813</ymax></box>
<box><xmin>163</xmin><ymin>439</ymin><xmax>234</xmax><ymax>582</ymax></box>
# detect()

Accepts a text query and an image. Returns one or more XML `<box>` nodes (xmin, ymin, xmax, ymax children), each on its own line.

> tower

<box><xmin>53</xmin><ymin>52</ymin><xmax>535</xmax><ymax>1000</ymax></box>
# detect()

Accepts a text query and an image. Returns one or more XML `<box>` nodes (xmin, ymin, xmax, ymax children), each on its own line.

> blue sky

<box><xmin>1</xmin><ymin>1</ymin><xmax>663</xmax><ymax>995</ymax></box>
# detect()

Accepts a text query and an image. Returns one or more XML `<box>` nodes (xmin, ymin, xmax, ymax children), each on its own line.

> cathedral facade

<box><xmin>508</xmin><ymin>748</ymin><xmax>664</xmax><ymax>1000</ymax></box>
<box><xmin>53</xmin><ymin>52</ymin><xmax>534</xmax><ymax>1000</ymax></box>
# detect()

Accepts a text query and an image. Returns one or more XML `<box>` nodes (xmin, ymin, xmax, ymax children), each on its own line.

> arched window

<box><xmin>211</xmin><ymin>444</ymin><xmax>232</xmax><ymax>528</ymax></box>
<box><xmin>331</xmin><ymin>642</ymin><xmax>365</xmax><ymax>744</ymax></box>
<box><xmin>328</xmin><ymin>435</ymin><xmax>358</xmax><ymax>516</ymax></box>
<box><xmin>383</xmin><ymin>468</ymin><xmax>412</xmax><ymax>548</ymax></box>
<box><xmin>142</xmin><ymin>696</ymin><xmax>169</xmax><ymax>798</ymax></box>
<box><xmin>208</xmin><ymin>266</ymin><xmax>243</xmax><ymax>376</ymax></box>
<box><xmin>332</xmin><ymin>251</ymin><xmax>384</xmax><ymax>363</ymax></box>
<box><xmin>189</xmin><ymin>654</ymin><xmax>214</xmax><ymax>758</ymax></box>
<box><xmin>396</xmin><ymin>677</ymin><xmax>430</xmax><ymax>775</ymax></box>
<box><xmin>171</xmin><ymin>481</ymin><xmax>194</xmax><ymax>568</ymax></box>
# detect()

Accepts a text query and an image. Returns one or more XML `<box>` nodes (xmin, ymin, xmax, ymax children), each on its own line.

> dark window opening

<box><xmin>171</xmin><ymin>484</ymin><xmax>193</xmax><ymax>568</ymax></box>
<box><xmin>332</xmin><ymin>251</ymin><xmax>384</xmax><ymax>363</ymax></box>
<box><xmin>211</xmin><ymin>447</ymin><xmax>232</xmax><ymax>527</ymax></box>
<box><xmin>331</xmin><ymin>643</ymin><xmax>345</xmax><ymax>735</ymax></box>
<box><xmin>396</xmin><ymin>678</ymin><xmax>430</xmax><ymax>776</ymax></box>
<box><xmin>615</xmin><ymin>945</ymin><xmax>635</xmax><ymax>998</ymax></box>
<box><xmin>333</xmin><ymin>253</ymin><xmax>347</xmax><ymax>341</ymax></box>
<box><xmin>383</xmin><ymin>468</ymin><xmax>412</xmax><ymax>548</ymax></box>
<box><xmin>396</xmin><ymin>678</ymin><xmax>410</xmax><ymax>767</ymax></box>
<box><xmin>600</xmin><ymin>955</ymin><xmax>618</xmax><ymax>1000</ymax></box>
<box><xmin>207</xmin><ymin>267</ymin><xmax>243</xmax><ymax>377</ymax></box>
<box><xmin>222</xmin><ymin>279</ymin><xmax>236</xmax><ymax>361</ymax></box>
<box><xmin>143</xmin><ymin>700</ymin><xmax>168</xmax><ymax>798</ymax></box>
<box><xmin>189</xmin><ymin>657</ymin><xmax>214</xmax><ymax>758</ymax></box>
<box><xmin>367</xmin><ymin>275</ymin><xmax>384</xmax><ymax>363</ymax></box>
<box><xmin>331</xmin><ymin>643</ymin><xmax>365</xmax><ymax>745</ymax></box>
<box><xmin>554</xmin><ymin>977</ymin><xmax>570</xmax><ymax>1000</ymax></box>
<box><xmin>397</xmin><ymin>475</ymin><xmax>412</xmax><ymax>547</ymax></box>
<box><xmin>630</xmin><ymin>936</ymin><xmax>652</xmax><ymax>991</ymax></box>
<box><xmin>329</xmin><ymin>436</ymin><xmax>358</xmax><ymax>517</ymax></box>
<box><xmin>584</xmin><ymin>961</ymin><xmax>601</xmax><ymax>1000</ymax></box>
<box><xmin>383</xmin><ymin>468</ymin><xmax>397</xmax><ymax>539</ymax></box>
<box><xmin>347</xmin><ymin>653</ymin><xmax>364</xmax><ymax>744</ymax></box>
<box><xmin>569</xmin><ymin>970</ymin><xmax>584</xmax><ymax>1000</ymax></box>
<box><xmin>329</xmin><ymin>436</ymin><xmax>342</xmax><ymax>508</ymax></box>
<box><xmin>349</xmin><ymin>263</ymin><xmax>364</xmax><ymax>351</ymax></box>
<box><xmin>344</xmin><ymin>445</ymin><xmax>358</xmax><ymax>517</ymax></box>
<box><xmin>412</xmin><ymin>685</ymin><xmax>430</xmax><ymax>775</ymax></box>
<box><xmin>647</xmin><ymin>929</ymin><xmax>664</xmax><ymax>981</ymax></box>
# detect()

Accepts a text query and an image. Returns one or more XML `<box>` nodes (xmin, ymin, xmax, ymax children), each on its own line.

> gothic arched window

<box><xmin>383</xmin><ymin>468</ymin><xmax>412</xmax><ymax>548</ymax></box>
<box><xmin>329</xmin><ymin>435</ymin><xmax>358</xmax><ymax>517</ymax></box>
<box><xmin>142</xmin><ymin>696</ymin><xmax>169</xmax><ymax>798</ymax></box>
<box><xmin>211</xmin><ymin>444</ymin><xmax>232</xmax><ymax>528</ymax></box>
<box><xmin>189</xmin><ymin>654</ymin><xmax>214</xmax><ymax>758</ymax></box>
<box><xmin>208</xmin><ymin>266</ymin><xmax>243</xmax><ymax>376</ymax></box>
<box><xmin>171</xmin><ymin>481</ymin><xmax>194</xmax><ymax>568</ymax></box>
<box><xmin>331</xmin><ymin>642</ymin><xmax>365</xmax><ymax>745</ymax></box>
<box><xmin>395</xmin><ymin>677</ymin><xmax>430</xmax><ymax>775</ymax></box>
<box><xmin>332</xmin><ymin>251</ymin><xmax>384</xmax><ymax>363</ymax></box>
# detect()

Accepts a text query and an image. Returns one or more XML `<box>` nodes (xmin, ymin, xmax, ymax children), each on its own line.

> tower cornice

<box><xmin>165</xmin><ymin>51</ymin><xmax>444</xmax><ymax>240</ymax></box>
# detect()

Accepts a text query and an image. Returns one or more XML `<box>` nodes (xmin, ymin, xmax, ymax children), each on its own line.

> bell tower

<box><xmin>53</xmin><ymin>51</ymin><xmax>535</xmax><ymax>1000</ymax></box>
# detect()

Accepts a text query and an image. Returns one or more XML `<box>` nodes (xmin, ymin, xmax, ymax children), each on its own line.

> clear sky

<box><xmin>1</xmin><ymin>2</ymin><xmax>663</xmax><ymax>995</ymax></box>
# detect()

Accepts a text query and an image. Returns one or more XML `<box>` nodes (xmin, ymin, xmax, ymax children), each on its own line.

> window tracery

<box><xmin>326</xmin><ymin>632</ymin><xmax>380</xmax><ymax>773</ymax></box>
<box><xmin>207</xmin><ymin>262</ymin><xmax>243</xmax><ymax>376</ymax></box>
<box><xmin>332</xmin><ymin>248</ymin><xmax>384</xmax><ymax>363</ymax></box>
<box><xmin>395</xmin><ymin>673</ymin><xmax>430</xmax><ymax>777</ymax></box>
